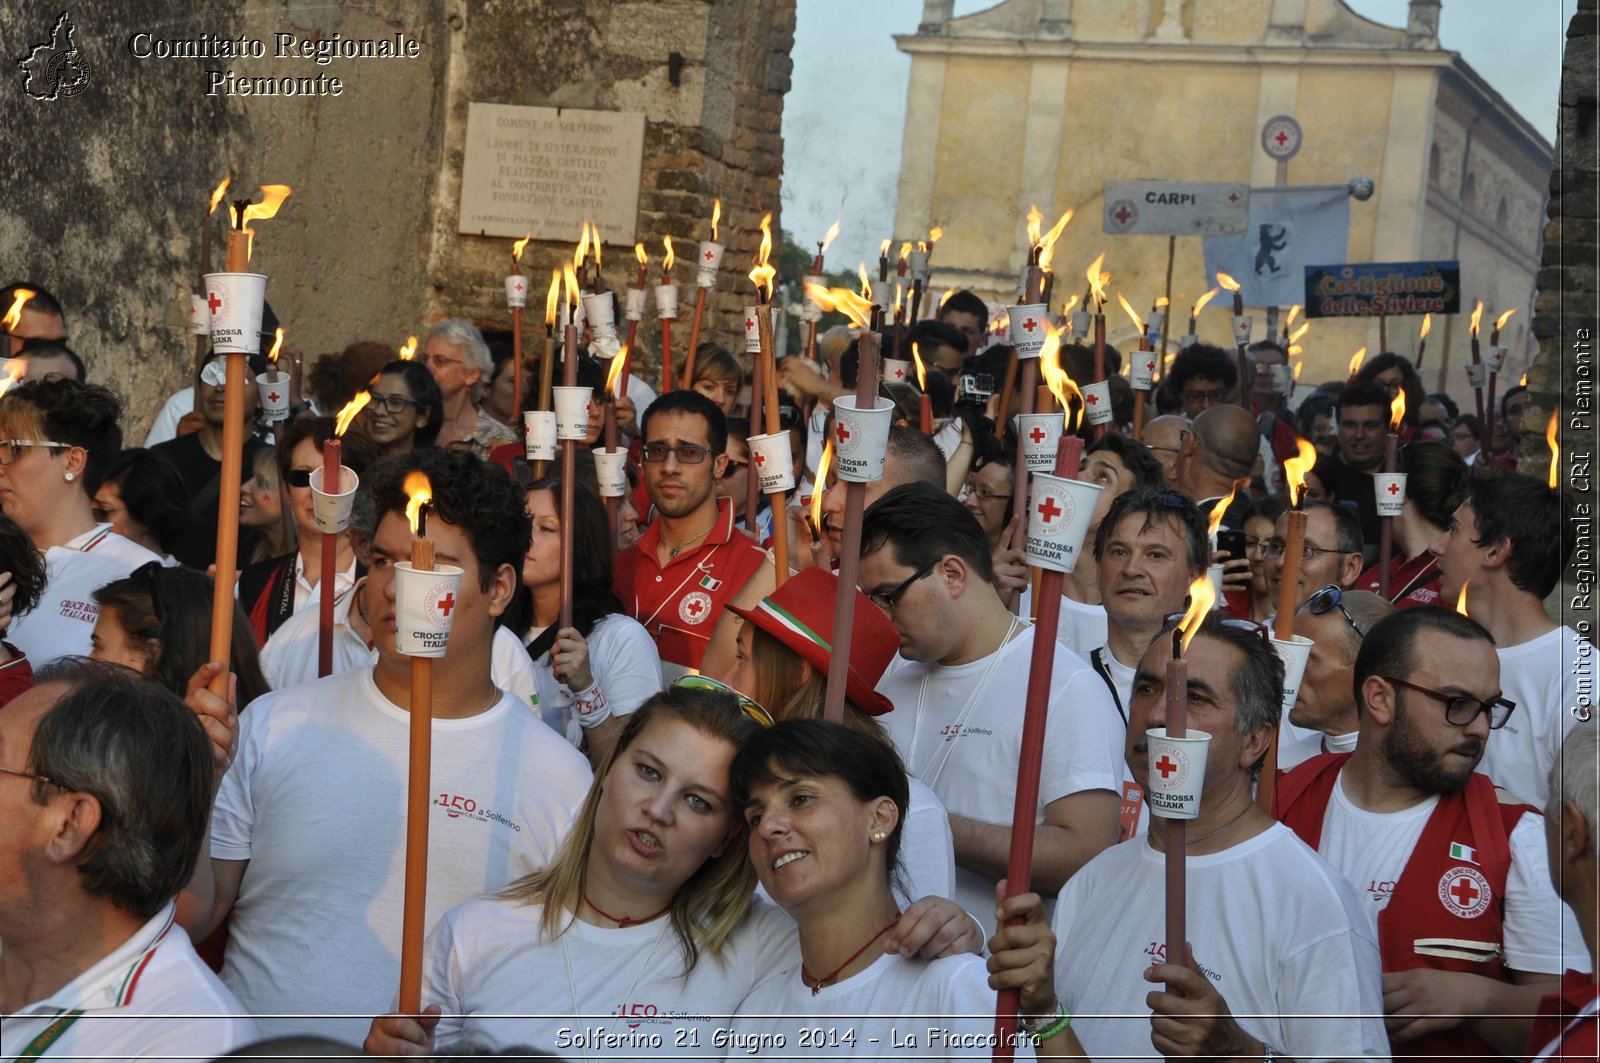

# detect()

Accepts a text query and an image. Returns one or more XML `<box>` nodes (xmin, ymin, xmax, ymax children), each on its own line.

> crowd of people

<box><xmin>0</xmin><ymin>276</ymin><xmax>1593</xmax><ymax>1062</ymax></box>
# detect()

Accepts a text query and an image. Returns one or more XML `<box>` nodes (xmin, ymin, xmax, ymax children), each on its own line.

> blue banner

<box><xmin>1303</xmin><ymin>261</ymin><xmax>1461</xmax><ymax>318</ymax></box>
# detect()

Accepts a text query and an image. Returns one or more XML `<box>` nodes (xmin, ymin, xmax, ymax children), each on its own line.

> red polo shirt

<box><xmin>613</xmin><ymin>496</ymin><xmax>767</xmax><ymax>671</ymax></box>
<box><xmin>1525</xmin><ymin>969</ymin><xmax>1599</xmax><ymax>1062</ymax></box>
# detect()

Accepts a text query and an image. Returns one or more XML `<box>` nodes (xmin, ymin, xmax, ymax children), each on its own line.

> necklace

<box><xmin>561</xmin><ymin>910</ymin><xmax>669</xmax><ymax>1063</ymax></box>
<box><xmin>909</xmin><ymin>614</ymin><xmax>1024</xmax><ymax>791</ymax></box>
<box><xmin>801</xmin><ymin>913</ymin><xmax>900</xmax><ymax>996</ymax></box>
<box><xmin>662</xmin><ymin>517</ymin><xmax>716</xmax><ymax>560</ymax></box>
<box><xmin>1148</xmin><ymin>802</ymin><xmax>1253</xmax><ymax>851</ymax></box>
<box><xmin>582</xmin><ymin>891</ymin><xmax>674</xmax><ymax>928</ymax></box>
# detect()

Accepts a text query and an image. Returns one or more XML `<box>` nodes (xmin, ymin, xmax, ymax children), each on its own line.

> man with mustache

<box><xmin>1275</xmin><ymin>607</ymin><xmax>1587</xmax><ymax>1059</ymax></box>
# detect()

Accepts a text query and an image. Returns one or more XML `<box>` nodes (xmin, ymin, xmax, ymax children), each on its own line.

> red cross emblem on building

<box><xmin>1448</xmin><ymin>876</ymin><xmax>1479</xmax><ymax>908</ymax></box>
<box><xmin>1155</xmin><ymin>755</ymin><xmax>1178</xmax><ymax>780</ymax></box>
<box><xmin>436</xmin><ymin>593</ymin><xmax>456</xmax><ymax>618</ymax></box>
<box><xmin>1387</xmin><ymin>482</ymin><xmax>1401</xmax><ymax>495</ymax></box>
<box><xmin>1037</xmin><ymin>496</ymin><xmax>1062</xmax><ymax>524</ymax></box>
<box><xmin>207</xmin><ymin>292</ymin><xmax>224</xmax><ymax>313</ymax></box>
<box><xmin>1022</xmin><ymin>317</ymin><xmax>1038</xmax><ymax>332</ymax></box>
<box><xmin>1113</xmin><ymin>205</ymin><xmax>1132</xmax><ymax>224</ymax></box>
<box><xmin>1029</xmin><ymin>426</ymin><xmax>1048</xmax><ymax>445</ymax></box>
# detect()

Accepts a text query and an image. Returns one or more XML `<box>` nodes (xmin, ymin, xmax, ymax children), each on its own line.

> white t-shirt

<box><xmin>423</xmin><ymin>895</ymin><xmax>795</xmax><ymax>1057</ymax></box>
<box><xmin>731</xmin><ymin>950</ymin><xmax>1032</xmax><ymax>1060</ymax></box>
<box><xmin>526</xmin><ymin>612</ymin><xmax>663</xmax><ymax>744</ymax></box>
<box><xmin>8</xmin><ymin>525</ymin><xmax>162</xmax><ymax>664</ymax></box>
<box><xmin>212</xmin><ymin>665</ymin><xmax>593</xmax><ymax>1042</ymax></box>
<box><xmin>1014</xmin><ymin>589</ymin><xmax>1108</xmax><ymax>659</ymax></box>
<box><xmin>1482</xmin><ymin>625</ymin><xmax>1591</xmax><ymax>808</ymax></box>
<box><xmin>876</xmin><ymin>625</ymin><xmax>1124</xmax><ymax>932</ymax></box>
<box><xmin>1051</xmin><ymin>824</ymin><xmax>1389</xmax><ymax>1063</ymax></box>
<box><xmin>1277</xmin><ymin>728</ymin><xmax>1358</xmax><ymax>771</ymax></box>
<box><xmin>0</xmin><ymin>903</ymin><xmax>257</xmax><ymax>1061</ymax></box>
<box><xmin>1315</xmin><ymin>769</ymin><xmax>1589</xmax><ymax>975</ymax></box>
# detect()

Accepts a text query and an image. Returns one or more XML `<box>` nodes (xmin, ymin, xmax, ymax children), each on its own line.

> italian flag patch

<box><xmin>699</xmin><ymin>574</ymin><xmax>723</xmax><ymax>591</ymax></box>
<box><xmin>1449</xmin><ymin>842</ymin><xmax>1477</xmax><ymax>864</ymax></box>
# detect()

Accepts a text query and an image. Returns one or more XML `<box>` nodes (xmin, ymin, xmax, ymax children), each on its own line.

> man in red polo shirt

<box><xmin>613</xmin><ymin>389</ymin><xmax>772</xmax><ymax>680</ymax></box>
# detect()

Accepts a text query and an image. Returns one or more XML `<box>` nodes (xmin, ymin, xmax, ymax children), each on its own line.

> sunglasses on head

<box><xmin>1306</xmin><ymin>585</ymin><xmax>1363</xmax><ymax>635</ymax></box>
<box><xmin>1163</xmin><ymin>612</ymin><xmax>1272</xmax><ymax>647</ymax></box>
<box><xmin>672</xmin><ymin>674</ymin><xmax>774</xmax><ymax>726</ymax></box>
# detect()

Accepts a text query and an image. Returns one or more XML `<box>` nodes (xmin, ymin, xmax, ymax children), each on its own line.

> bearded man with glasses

<box><xmin>1276</xmin><ymin>606</ymin><xmax>1589</xmax><ymax>1060</ymax></box>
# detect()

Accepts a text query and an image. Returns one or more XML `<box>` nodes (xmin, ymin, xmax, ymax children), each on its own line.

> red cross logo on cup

<box><xmin>514</xmin><ymin>281</ymin><xmax>524</xmax><ymax>293</ymax></box>
<box><xmin>1387</xmin><ymin>482</ymin><xmax>1401</xmax><ymax>495</ymax></box>
<box><xmin>746</xmin><ymin>318</ymin><xmax>755</xmax><ymax>330</ymax></box>
<box><xmin>1022</xmin><ymin>318</ymin><xmax>1038</xmax><ymax>332</ymax></box>
<box><xmin>754</xmin><ymin>451</ymin><xmax>766</xmax><ymax>466</ymax></box>
<box><xmin>1029</xmin><ymin>426</ymin><xmax>1047</xmax><ymax>445</ymax></box>
<box><xmin>704</xmin><ymin>249</ymin><xmax>716</xmax><ymax>261</ymax></box>
<box><xmin>207</xmin><ymin>292</ymin><xmax>224</xmax><ymax>313</ymax></box>
<box><xmin>436</xmin><ymin>593</ymin><xmax>456</xmax><ymax>618</ymax></box>
<box><xmin>1155</xmin><ymin>755</ymin><xmax>1178</xmax><ymax>780</ymax></box>
<box><xmin>892</xmin><ymin>366</ymin><xmax>904</xmax><ymax>379</ymax></box>
<box><xmin>836</xmin><ymin>424</ymin><xmax>850</xmax><ymax>442</ymax></box>
<box><xmin>1037</xmin><ymin>496</ymin><xmax>1063</xmax><ymax>524</ymax></box>
<box><xmin>267</xmin><ymin>391</ymin><xmax>281</xmax><ymax>404</ymax></box>
<box><xmin>1086</xmin><ymin>392</ymin><xmax>1100</xmax><ymax>405</ymax></box>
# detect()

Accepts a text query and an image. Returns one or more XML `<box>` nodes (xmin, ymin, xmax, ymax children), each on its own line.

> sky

<box><xmin>782</xmin><ymin>0</ymin><xmax>1577</xmax><ymax>270</ymax></box>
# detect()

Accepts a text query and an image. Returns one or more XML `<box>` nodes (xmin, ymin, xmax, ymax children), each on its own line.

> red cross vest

<box><xmin>1274</xmin><ymin>752</ymin><xmax>1538</xmax><ymax>1059</ymax></box>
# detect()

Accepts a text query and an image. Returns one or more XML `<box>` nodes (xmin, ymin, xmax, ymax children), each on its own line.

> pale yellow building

<box><xmin>894</xmin><ymin>0</ymin><xmax>1552</xmax><ymax>400</ymax></box>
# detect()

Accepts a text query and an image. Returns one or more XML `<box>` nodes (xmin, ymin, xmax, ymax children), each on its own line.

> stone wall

<box><xmin>2</xmin><ymin>0</ymin><xmax>792</xmax><ymax>438</ymax></box>
<box><xmin>1527</xmin><ymin>0</ymin><xmax>1599</xmax><ymax>636</ymax></box>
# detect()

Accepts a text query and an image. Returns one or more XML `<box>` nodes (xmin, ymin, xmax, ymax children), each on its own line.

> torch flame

<box><xmin>805</xmin><ymin>284</ymin><xmax>875</xmax><ymax>330</ymax></box>
<box><xmin>634</xmin><ymin>242</ymin><xmax>647</xmax><ymax>266</ymax></box>
<box><xmin>267</xmin><ymin>328</ymin><xmax>285</xmax><ymax>364</ymax></box>
<box><xmin>710</xmin><ymin>199</ymin><xmax>721</xmax><ymax>243</ymax></box>
<box><xmin>1036</xmin><ymin>209</ymin><xmax>1073</xmax><ymax>272</ymax></box>
<box><xmin>574</xmin><ymin>221</ymin><xmax>592</xmax><ymax>272</ymax></box>
<box><xmin>857</xmin><ymin>263</ymin><xmax>872</xmax><ymax>301</ymax></box>
<box><xmin>1389</xmin><ymin>390</ymin><xmax>1406</xmax><ymax>431</ymax></box>
<box><xmin>1292</xmin><ymin>361</ymin><xmax>1303</xmax><ymax>381</ymax></box>
<box><xmin>1085</xmin><ymin>252</ymin><xmax>1110</xmax><ymax>308</ymax></box>
<box><xmin>1192</xmin><ymin>287</ymin><xmax>1221</xmax><ymax>317</ymax></box>
<box><xmin>1115</xmin><ymin>292</ymin><xmax>1143</xmax><ymax>333</ymax></box>
<box><xmin>1348</xmin><ymin>347</ymin><xmax>1367</xmax><ymax>376</ymax></box>
<box><xmin>333</xmin><ymin>391</ymin><xmax>372</xmax><ymax>437</ymax></box>
<box><xmin>1548</xmin><ymin>412</ymin><xmax>1560</xmax><ymax>490</ymax></box>
<box><xmin>938</xmin><ymin>288</ymin><xmax>954</xmax><ymax>310</ymax></box>
<box><xmin>898</xmin><ymin>242</ymin><xmax>912</xmax><ymax>266</ymax></box>
<box><xmin>1520</xmin><ymin>371</ymin><xmax>1529</xmax><ymax>387</ymax></box>
<box><xmin>879</xmin><ymin>238</ymin><xmax>892</xmax><ymax>259</ymax></box>
<box><xmin>1284</xmin><ymin>436</ymin><xmax>1319</xmax><ymax>507</ymax></box>
<box><xmin>1207</xmin><ymin>479</ymin><xmax>1244</xmax><ymax>541</ymax></box>
<box><xmin>811</xmin><ymin>442</ymin><xmax>832</xmax><ymax>532</ymax></box>
<box><xmin>2</xmin><ymin>290</ymin><xmax>35</xmax><ymax>332</ymax></box>
<box><xmin>1060</xmin><ymin>293</ymin><xmax>1080</xmax><ymax>315</ymax></box>
<box><xmin>1040</xmin><ymin>324</ymin><xmax>1083</xmax><ymax>429</ymax></box>
<box><xmin>928</xmin><ymin>226</ymin><xmax>943</xmax><ymax>245</ymax></box>
<box><xmin>1215</xmin><ymin>271</ymin><xmax>1240</xmax><ymax>294</ymax></box>
<box><xmin>512</xmin><ymin>233</ymin><xmax>532</xmax><ymax>263</ymax></box>
<box><xmin>606</xmin><ymin>345</ymin><xmax>628</xmax><ymax>398</ymax></box>
<box><xmin>1155</xmin><ymin>297</ymin><xmax>1169</xmax><ymax>309</ymax></box>
<box><xmin>398</xmin><ymin>335</ymin><xmax>418</xmax><ymax>362</ymax></box>
<box><xmin>1494</xmin><ymin>308</ymin><xmax>1516</xmax><ymax>333</ymax></box>
<box><xmin>748</xmin><ymin>212</ymin><xmax>776</xmax><ymax>302</ymax></box>
<box><xmin>1177</xmin><ymin>574</ymin><xmax>1217</xmax><ymax>653</ymax></box>
<box><xmin>0</xmin><ymin>360</ymin><xmax>27</xmax><ymax>399</ymax></box>
<box><xmin>821</xmin><ymin>216</ymin><xmax>842</xmax><ymax>254</ymax></box>
<box><xmin>1289</xmin><ymin>321</ymin><xmax>1311</xmax><ymax>344</ymax></box>
<box><xmin>545</xmin><ymin>269</ymin><xmax>561</xmax><ymax>328</ymax></box>
<box><xmin>1469</xmin><ymin>300</ymin><xmax>1484</xmax><ymax>335</ymax></box>
<box><xmin>1026</xmin><ymin>204</ymin><xmax>1043</xmax><ymax>247</ymax></box>
<box><xmin>1419</xmin><ymin>313</ymin><xmax>1432</xmax><ymax>341</ymax></box>
<box><xmin>590</xmin><ymin>222</ymin><xmax>602</xmax><ymax>271</ymax></box>
<box><xmin>208</xmin><ymin>174</ymin><xmax>232</xmax><ymax>215</ymax></box>
<box><xmin>1456</xmin><ymin>580</ymin><xmax>1470</xmax><ymax>616</ymax></box>
<box><xmin>403</xmin><ymin>472</ymin><xmax>433</xmax><ymax>536</ymax></box>
<box><xmin>663</xmin><ymin>235</ymin><xmax>676</xmax><ymax>273</ymax></box>
<box><xmin>237</xmin><ymin>184</ymin><xmax>293</xmax><ymax>261</ymax></box>
<box><xmin>1285</xmin><ymin>304</ymin><xmax>1301</xmax><ymax>329</ymax></box>
<box><xmin>563</xmin><ymin>262</ymin><xmax>580</xmax><ymax>310</ymax></box>
<box><xmin>911</xmin><ymin>342</ymin><xmax>928</xmax><ymax>390</ymax></box>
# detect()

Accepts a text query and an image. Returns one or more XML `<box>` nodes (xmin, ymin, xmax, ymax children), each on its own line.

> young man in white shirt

<box><xmin>1428</xmin><ymin>471</ymin><xmax>1591</xmax><ymax>808</ymax></box>
<box><xmin>0</xmin><ymin>661</ymin><xmax>256</xmax><ymax>1060</ymax></box>
<box><xmin>1278</xmin><ymin>586</ymin><xmax>1394</xmax><ymax>769</ymax></box>
<box><xmin>860</xmin><ymin>481</ymin><xmax>1123</xmax><ymax>933</ymax></box>
<box><xmin>185</xmin><ymin>449</ymin><xmax>592</xmax><ymax>1043</ymax></box>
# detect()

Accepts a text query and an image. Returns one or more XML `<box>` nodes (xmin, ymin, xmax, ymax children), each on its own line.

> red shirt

<box><xmin>1356</xmin><ymin>552</ymin><xmax>1442</xmax><ymax>609</ymax></box>
<box><xmin>1526</xmin><ymin>969</ymin><xmax>1599</xmax><ymax>1062</ymax></box>
<box><xmin>613</xmin><ymin>496</ymin><xmax>767</xmax><ymax>671</ymax></box>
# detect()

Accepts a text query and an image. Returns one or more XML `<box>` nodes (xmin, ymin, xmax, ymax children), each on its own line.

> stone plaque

<box><xmin>458</xmin><ymin>103</ymin><xmax>645</xmax><ymax>243</ymax></box>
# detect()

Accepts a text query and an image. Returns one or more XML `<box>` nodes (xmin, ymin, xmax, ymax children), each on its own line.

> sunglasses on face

<box><xmin>287</xmin><ymin>468</ymin><xmax>313</xmax><ymax>488</ymax></box>
<box><xmin>672</xmin><ymin>674</ymin><xmax>774</xmax><ymax>726</ymax></box>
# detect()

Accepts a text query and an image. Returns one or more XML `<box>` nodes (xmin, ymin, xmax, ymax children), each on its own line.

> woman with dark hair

<box><xmin>93</xmin><ymin>448</ymin><xmax>193</xmax><ymax>561</ymax></box>
<box><xmin>360</xmin><ymin>359</ymin><xmax>443</xmax><ymax>457</ymax></box>
<box><xmin>1353</xmin><ymin>352</ymin><xmax>1423</xmax><ymax>434</ymax></box>
<box><xmin>730</xmin><ymin>719</ymin><xmax>1074</xmax><ymax>1057</ymax></box>
<box><xmin>92</xmin><ymin>562</ymin><xmax>271</xmax><ymax>707</ymax></box>
<box><xmin>0</xmin><ymin>379</ymin><xmax>164</xmax><ymax>663</ymax></box>
<box><xmin>237</xmin><ymin>417</ymin><xmax>377</xmax><ymax>645</ymax></box>
<box><xmin>960</xmin><ymin>454</ymin><xmax>1013</xmax><ymax>549</ymax></box>
<box><xmin>520</xmin><ymin>475</ymin><xmax>661</xmax><ymax>768</ymax></box>
<box><xmin>1295</xmin><ymin>390</ymin><xmax>1339</xmax><ymax>455</ymax></box>
<box><xmin>1241</xmin><ymin>495</ymin><xmax>1288</xmax><ymax>622</ymax></box>
<box><xmin>1354</xmin><ymin>440</ymin><xmax>1467</xmax><ymax>607</ymax></box>
<box><xmin>0</xmin><ymin>511</ymin><xmax>50</xmax><ymax>703</ymax></box>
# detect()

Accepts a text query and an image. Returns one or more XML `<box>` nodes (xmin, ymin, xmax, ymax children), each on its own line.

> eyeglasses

<box><xmin>964</xmin><ymin>484</ymin><xmax>1008</xmax><ymax>503</ymax></box>
<box><xmin>642</xmin><ymin>442</ymin><xmax>710</xmax><ymax>465</ymax></box>
<box><xmin>1182</xmin><ymin>388</ymin><xmax>1228</xmax><ymax>405</ymax></box>
<box><xmin>367</xmin><ymin>393</ymin><xmax>424</xmax><ymax>415</ymax></box>
<box><xmin>1383</xmin><ymin>676</ymin><xmax>1516</xmax><ymax>730</ymax></box>
<box><xmin>1306</xmin><ymin>585</ymin><xmax>1362</xmax><ymax>635</ymax></box>
<box><xmin>1260</xmin><ymin>539</ymin><xmax>1351</xmax><ymax>562</ymax></box>
<box><xmin>1244</xmin><ymin>536</ymin><xmax>1270</xmax><ymax>556</ymax></box>
<box><xmin>865</xmin><ymin>558</ymin><xmax>938</xmax><ymax>610</ymax></box>
<box><xmin>0</xmin><ymin>439</ymin><xmax>71</xmax><ymax>465</ymax></box>
<box><xmin>425</xmin><ymin>353</ymin><xmax>463</xmax><ymax>370</ymax></box>
<box><xmin>673</xmin><ymin>674</ymin><xmax>774</xmax><ymax>726</ymax></box>
<box><xmin>0</xmin><ymin>763</ymin><xmax>57</xmax><ymax>788</ymax></box>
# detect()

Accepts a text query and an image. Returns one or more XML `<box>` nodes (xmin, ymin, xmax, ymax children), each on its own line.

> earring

<box><xmin>871</xmin><ymin>831</ymin><xmax>887</xmax><ymax>842</ymax></box>
<box><xmin>64</xmin><ymin>472</ymin><xmax>74</xmax><ymax>482</ymax></box>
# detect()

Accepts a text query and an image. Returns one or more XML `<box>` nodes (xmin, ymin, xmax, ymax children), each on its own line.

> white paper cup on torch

<box><xmin>748</xmin><ymin>431</ymin><xmax>796</xmax><ymax>493</ymax></box>
<box><xmin>1232</xmin><ymin>315</ymin><xmax>1253</xmax><ymax>346</ymax></box>
<box><xmin>524</xmin><ymin>411</ymin><xmax>557</xmax><ymax>460</ymax></box>
<box><xmin>909</xmin><ymin>249</ymin><xmax>930</xmax><ymax>284</ymax></box>
<box><xmin>801</xmin><ymin>275</ymin><xmax>825</xmax><ymax>322</ymax></box>
<box><xmin>829</xmin><ymin>396</ymin><xmax>895</xmax><ymax>483</ymax></box>
<box><xmin>654</xmin><ymin>284</ymin><xmax>678</xmax><ymax>320</ymax></box>
<box><xmin>881</xmin><ymin>358</ymin><xmax>912</xmax><ymax>385</ymax></box>
<box><xmin>1024</xmin><ymin>473</ymin><xmax>1103</xmax><ymax>574</ymax></box>
<box><xmin>308</xmin><ymin>465</ymin><xmax>359</xmax><ymax>534</ymax></box>
<box><xmin>871</xmin><ymin>278</ymin><xmax>894</xmax><ymax>313</ymax></box>
<box><xmin>553</xmin><ymin>386</ymin><xmax>593</xmax><ymax>441</ymax></box>
<box><xmin>1071</xmin><ymin>309</ymin><xmax>1091</xmax><ymax>341</ymax></box>
<box><xmin>1018</xmin><ymin>412</ymin><xmax>1064</xmax><ymax>472</ymax></box>
<box><xmin>1009</xmin><ymin>303</ymin><xmax>1049</xmax><ymax>359</ymax></box>
<box><xmin>582</xmin><ymin>292</ymin><xmax>617</xmax><ymax>342</ymax></box>
<box><xmin>1271</xmin><ymin>633</ymin><xmax>1314</xmax><ymax>715</ymax></box>
<box><xmin>203</xmin><ymin>273</ymin><xmax>268</xmax><ymax>354</ymax></box>
<box><xmin>1146</xmin><ymin>311</ymin><xmax>1166</xmax><ymax>339</ymax></box>
<box><xmin>1082</xmin><ymin>380</ymin><xmax>1115</xmax><ymax>425</ymax></box>
<box><xmin>1208</xmin><ymin>563</ymin><xmax>1226</xmax><ymax>603</ymax></box>
<box><xmin>742</xmin><ymin>306</ymin><xmax>763</xmax><ymax>355</ymax></box>
<box><xmin>1485</xmin><ymin>345</ymin><xmax>1509</xmax><ymax>372</ymax></box>
<box><xmin>256</xmin><ymin>371</ymin><xmax>292</xmax><ymax>422</ymax></box>
<box><xmin>624</xmin><ymin>287</ymin><xmax>647</xmax><ymax>322</ymax></box>
<box><xmin>592</xmin><ymin>447</ymin><xmax>628</xmax><ymax>498</ymax></box>
<box><xmin>1145</xmin><ymin>727</ymin><xmax>1211</xmax><ymax>820</ymax></box>
<box><xmin>394</xmin><ymin>562</ymin><xmax>465</xmax><ymax>658</ymax></box>
<box><xmin>1374</xmin><ymin>473</ymin><xmax>1408</xmax><ymax>517</ymax></box>
<box><xmin>189</xmin><ymin>294</ymin><xmax>210</xmax><ymax>336</ymax></box>
<box><xmin>505</xmin><ymin>275</ymin><xmax>528</xmax><ymax>309</ymax></box>
<box><xmin>1465</xmin><ymin>361</ymin><xmax>1487</xmax><ymax>388</ymax></box>
<box><xmin>1176</xmin><ymin>332</ymin><xmax>1198</xmax><ymax>350</ymax></box>
<box><xmin>1130</xmin><ymin>352</ymin><xmax>1157</xmax><ymax>391</ymax></box>
<box><xmin>696</xmin><ymin>242</ymin><xmax>724</xmax><ymax>288</ymax></box>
